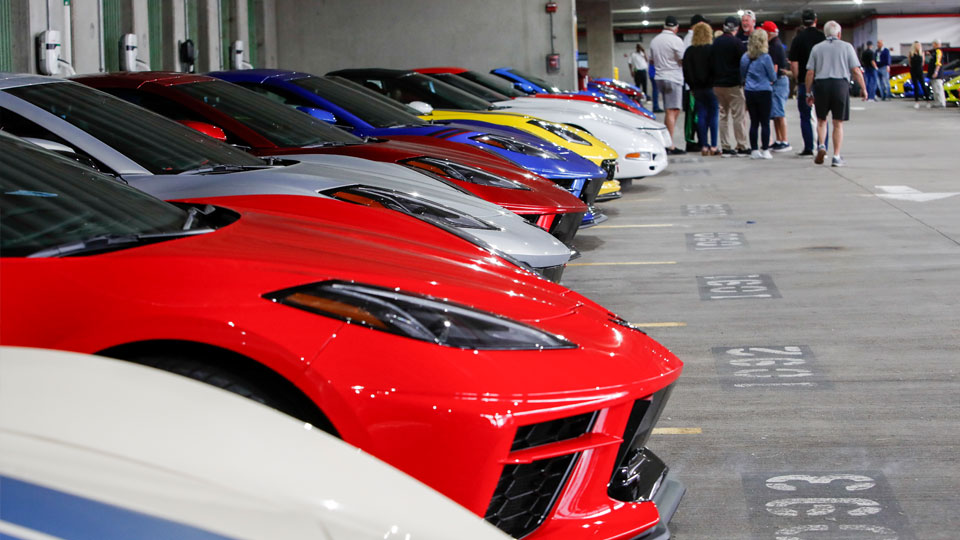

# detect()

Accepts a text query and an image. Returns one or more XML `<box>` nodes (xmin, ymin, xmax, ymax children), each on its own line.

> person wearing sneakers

<box><xmin>789</xmin><ymin>9</ymin><xmax>826</xmax><ymax>157</ymax></box>
<box><xmin>740</xmin><ymin>29</ymin><xmax>777</xmax><ymax>159</ymax></box>
<box><xmin>762</xmin><ymin>21</ymin><xmax>792</xmax><ymax>152</ymax></box>
<box><xmin>712</xmin><ymin>16</ymin><xmax>750</xmax><ymax>157</ymax></box>
<box><xmin>650</xmin><ymin>15</ymin><xmax>688</xmax><ymax>155</ymax></box>
<box><xmin>805</xmin><ymin>20</ymin><xmax>867</xmax><ymax>168</ymax></box>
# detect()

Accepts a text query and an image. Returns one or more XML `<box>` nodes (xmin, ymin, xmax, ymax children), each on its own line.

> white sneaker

<box><xmin>750</xmin><ymin>150</ymin><xmax>763</xmax><ymax>159</ymax></box>
<box><xmin>914</xmin><ymin>103</ymin><xmax>920</xmax><ymax>109</ymax></box>
<box><xmin>761</xmin><ymin>149</ymin><xmax>773</xmax><ymax>159</ymax></box>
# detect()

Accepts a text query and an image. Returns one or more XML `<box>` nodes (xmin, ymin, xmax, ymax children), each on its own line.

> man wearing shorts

<box><xmin>650</xmin><ymin>15</ymin><xmax>687</xmax><ymax>155</ymax></box>
<box><xmin>761</xmin><ymin>21</ymin><xmax>791</xmax><ymax>152</ymax></box>
<box><xmin>805</xmin><ymin>20</ymin><xmax>867</xmax><ymax>167</ymax></box>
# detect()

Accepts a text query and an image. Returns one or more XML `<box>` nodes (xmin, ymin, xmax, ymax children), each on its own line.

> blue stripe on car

<box><xmin>0</xmin><ymin>475</ymin><xmax>237</xmax><ymax>540</ymax></box>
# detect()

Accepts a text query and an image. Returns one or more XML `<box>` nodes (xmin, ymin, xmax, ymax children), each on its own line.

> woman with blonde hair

<box><xmin>739</xmin><ymin>28</ymin><xmax>777</xmax><ymax>158</ymax></box>
<box><xmin>683</xmin><ymin>22</ymin><xmax>719</xmax><ymax>155</ymax></box>
<box><xmin>908</xmin><ymin>41</ymin><xmax>927</xmax><ymax>107</ymax></box>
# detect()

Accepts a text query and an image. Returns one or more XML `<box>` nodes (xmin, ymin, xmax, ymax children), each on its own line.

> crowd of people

<box><xmin>626</xmin><ymin>9</ymin><xmax>950</xmax><ymax>167</ymax></box>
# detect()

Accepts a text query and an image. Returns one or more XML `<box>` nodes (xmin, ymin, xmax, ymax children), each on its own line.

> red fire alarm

<box><xmin>545</xmin><ymin>2</ymin><xmax>558</xmax><ymax>13</ymax></box>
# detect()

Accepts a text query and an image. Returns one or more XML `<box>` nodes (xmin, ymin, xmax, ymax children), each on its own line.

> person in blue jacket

<box><xmin>740</xmin><ymin>29</ymin><xmax>777</xmax><ymax>159</ymax></box>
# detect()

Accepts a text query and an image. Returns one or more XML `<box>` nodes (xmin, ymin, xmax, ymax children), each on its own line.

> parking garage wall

<box><xmin>273</xmin><ymin>0</ymin><xmax>578</xmax><ymax>91</ymax></box>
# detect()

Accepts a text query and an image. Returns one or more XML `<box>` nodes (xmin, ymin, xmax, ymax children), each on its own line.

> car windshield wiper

<box><xmin>178</xmin><ymin>164</ymin><xmax>273</xmax><ymax>175</ymax></box>
<box><xmin>27</xmin><ymin>229</ymin><xmax>215</xmax><ymax>258</ymax></box>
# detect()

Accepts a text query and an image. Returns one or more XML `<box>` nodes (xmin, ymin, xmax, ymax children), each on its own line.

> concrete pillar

<box><xmin>581</xmin><ymin>0</ymin><xmax>614</xmax><ymax>79</ymax></box>
<box><xmin>160</xmin><ymin>0</ymin><xmax>186</xmax><ymax>71</ymax></box>
<box><xmin>196</xmin><ymin>0</ymin><xmax>220</xmax><ymax>71</ymax></box>
<box><xmin>124</xmin><ymin>0</ymin><xmax>150</xmax><ymax>69</ymax></box>
<box><xmin>71</xmin><ymin>0</ymin><xmax>102</xmax><ymax>74</ymax></box>
<box><xmin>258</xmin><ymin>0</ymin><xmax>277</xmax><ymax>68</ymax></box>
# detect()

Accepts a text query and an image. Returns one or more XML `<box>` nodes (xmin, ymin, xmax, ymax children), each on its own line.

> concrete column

<box><xmin>258</xmin><ymin>0</ymin><xmax>277</xmax><ymax>68</ymax></box>
<box><xmin>581</xmin><ymin>0</ymin><xmax>614</xmax><ymax>79</ymax></box>
<box><xmin>232</xmin><ymin>0</ymin><xmax>248</xmax><ymax>66</ymax></box>
<box><xmin>161</xmin><ymin>0</ymin><xmax>186</xmax><ymax>70</ymax></box>
<box><xmin>124</xmin><ymin>0</ymin><xmax>150</xmax><ymax>69</ymax></box>
<box><xmin>196</xmin><ymin>0</ymin><xmax>220</xmax><ymax>71</ymax></box>
<box><xmin>71</xmin><ymin>0</ymin><xmax>102</xmax><ymax>73</ymax></box>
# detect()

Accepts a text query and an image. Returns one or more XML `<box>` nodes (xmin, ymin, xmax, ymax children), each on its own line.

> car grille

<box><xmin>485</xmin><ymin>454</ymin><xmax>580</xmax><ymax>538</ymax></box>
<box><xmin>608</xmin><ymin>385</ymin><xmax>674</xmax><ymax>502</ymax></box>
<box><xmin>486</xmin><ymin>412</ymin><xmax>596</xmax><ymax>537</ymax></box>
<box><xmin>600</xmin><ymin>158</ymin><xmax>617</xmax><ymax>180</ymax></box>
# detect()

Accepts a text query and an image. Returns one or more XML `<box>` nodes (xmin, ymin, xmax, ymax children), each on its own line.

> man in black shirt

<box><xmin>789</xmin><ymin>9</ymin><xmax>826</xmax><ymax>156</ymax></box>
<box><xmin>861</xmin><ymin>42</ymin><xmax>879</xmax><ymax>101</ymax></box>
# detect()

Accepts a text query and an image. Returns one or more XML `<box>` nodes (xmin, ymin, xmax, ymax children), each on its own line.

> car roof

<box><xmin>0</xmin><ymin>72</ymin><xmax>60</xmax><ymax>90</ymax></box>
<box><xmin>72</xmin><ymin>71</ymin><xmax>215</xmax><ymax>88</ymax></box>
<box><xmin>414</xmin><ymin>67</ymin><xmax>468</xmax><ymax>74</ymax></box>
<box><xmin>326</xmin><ymin>67</ymin><xmax>413</xmax><ymax>78</ymax></box>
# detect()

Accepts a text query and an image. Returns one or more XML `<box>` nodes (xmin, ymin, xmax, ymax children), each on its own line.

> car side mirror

<box><xmin>22</xmin><ymin>137</ymin><xmax>105</xmax><ymax>173</ymax></box>
<box><xmin>178</xmin><ymin>120</ymin><xmax>227</xmax><ymax>142</ymax></box>
<box><xmin>296</xmin><ymin>106</ymin><xmax>337</xmax><ymax>124</ymax></box>
<box><xmin>514</xmin><ymin>82</ymin><xmax>535</xmax><ymax>95</ymax></box>
<box><xmin>22</xmin><ymin>137</ymin><xmax>76</xmax><ymax>154</ymax></box>
<box><xmin>407</xmin><ymin>100</ymin><xmax>434</xmax><ymax>115</ymax></box>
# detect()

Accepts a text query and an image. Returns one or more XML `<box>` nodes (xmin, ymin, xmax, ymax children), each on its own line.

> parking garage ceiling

<box><xmin>602</xmin><ymin>0</ymin><xmax>960</xmax><ymax>28</ymax></box>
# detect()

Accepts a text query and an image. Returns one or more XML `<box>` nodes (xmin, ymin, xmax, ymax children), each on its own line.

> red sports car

<box><xmin>74</xmin><ymin>73</ymin><xmax>588</xmax><ymax>245</ymax></box>
<box><xmin>1</xmin><ymin>133</ymin><xmax>685</xmax><ymax>540</ymax></box>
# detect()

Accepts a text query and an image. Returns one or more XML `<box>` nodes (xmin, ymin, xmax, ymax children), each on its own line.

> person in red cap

<box><xmin>761</xmin><ymin>21</ymin><xmax>792</xmax><ymax>152</ymax></box>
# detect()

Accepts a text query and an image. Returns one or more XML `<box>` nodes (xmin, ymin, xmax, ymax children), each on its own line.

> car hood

<box><xmin>154</xmin><ymin>196</ymin><xmax>584</xmax><ymax>319</ymax></box>
<box><xmin>496</xmin><ymin>98</ymin><xmax>665</xmax><ymax>130</ymax></box>
<box><xmin>0</xmin><ymin>347</ymin><xmax>511</xmax><ymax>540</ymax></box>
<box><xmin>123</xmin><ymin>159</ymin><xmax>573</xmax><ymax>269</ymax></box>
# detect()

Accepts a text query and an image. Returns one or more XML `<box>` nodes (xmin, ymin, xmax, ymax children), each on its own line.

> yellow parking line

<box><xmin>592</xmin><ymin>223</ymin><xmax>674</xmax><ymax>229</ymax></box>
<box><xmin>653</xmin><ymin>427</ymin><xmax>702</xmax><ymax>435</ymax></box>
<box><xmin>631</xmin><ymin>322</ymin><xmax>687</xmax><ymax>328</ymax></box>
<box><xmin>567</xmin><ymin>261</ymin><xmax>676</xmax><ymax>267</ymax></box>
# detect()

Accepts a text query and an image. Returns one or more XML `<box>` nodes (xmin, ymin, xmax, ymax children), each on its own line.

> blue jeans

<box><xmin>877</xmin><ymin>67</ymin><xmax>891</xmax><ymax>100</ymax></box>
<box><xmin>864</xmin><ymin>68</ymin><xmax>877</xmax><ymax>100</ymax></box>
<box><xmin>796</xmin><ymin>83</ymin><xmax>827</xmax><ymax>152</ymax></box>
<box><xmin>693</xmin><ymin>88</ymin><xmax>718</xmax><ymax>148</ymax></box>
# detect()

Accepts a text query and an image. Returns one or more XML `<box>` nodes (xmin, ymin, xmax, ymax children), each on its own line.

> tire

<box><xmin>130</xmin><ymin>353</ymin><xmax>337</xmax><ymax>436</ymax></box>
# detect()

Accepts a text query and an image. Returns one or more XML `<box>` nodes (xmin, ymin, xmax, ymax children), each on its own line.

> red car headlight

<box><xmin>265</xmin><ymin>281</ymin><xmax>578</xmax><ymax>350</ymax></box>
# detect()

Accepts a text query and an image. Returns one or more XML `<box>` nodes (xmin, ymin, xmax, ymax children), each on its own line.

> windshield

<box><xmin>176</xmin><ymin>80</ymin><xmax>364</xmax><ymax>147</ymax></box>
<box><xmin>503</xmin><ymin>69</ymin><xmax>562</xmax><ymax>94</ymax></box>
<box><xmin>429</xmin><ymin>73</ymin><xmax>513</xmax><ymax>102</ymax></box>
<box><xmin>326</xmin><ymin>76</ymin><xmax>427</xmax><ymax>116</ymax></box>
<box><xmin>290</xmin><ymin>76</ymin><xmax>427</xmax><ymax>128</ymax></box>
<box><xmin>340</xmin><ymin>72</ymin><xmax>494</xmax><ymax>111</ymax></box>
<box><xmin>4</xmin><ymin>82</ymin><xmax>265</xmax><ymax>174</ymax></box>
<box><xmin>0</xmin><ymin>134</ymin><xmax>189</xmax><ymax>256</ymax></box>
<box><xmin>458</xmin><ymin>71</ymin><xmax>527</xmax><ymax>98</ymax></box>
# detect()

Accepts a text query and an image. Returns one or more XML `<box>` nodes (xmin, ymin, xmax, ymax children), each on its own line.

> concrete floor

<box><xmin>561</xmin><ymin>100</ymin><xmax>960</xmax><ymax>540</ymax></box>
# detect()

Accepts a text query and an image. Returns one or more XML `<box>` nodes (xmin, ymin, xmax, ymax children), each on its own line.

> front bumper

<box><xmin>617</xmin><ymin>150</ymin><xmax>668</xmax><ymax>180</ymax></box>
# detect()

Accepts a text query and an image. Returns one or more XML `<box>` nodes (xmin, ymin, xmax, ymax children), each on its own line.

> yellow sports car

<box><xmin>421</xmin><ymin>109</ymin><xmax>618</xmax><ymax>167</ymax></box>
<box><xmin>889</xmin><ymin>72</ymin><xmax>911</xmax><ymax>96</ymax></box>
<box><xmin>945</xmin><ymin>74</ymin><xmax>960</xmax><ymax>103</ymax></box>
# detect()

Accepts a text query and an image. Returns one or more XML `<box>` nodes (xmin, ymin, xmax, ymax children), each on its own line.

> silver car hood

<box><xmin>125</xmin><ymin>158</ymin><xmax>572</xmax><ymax>270</ymax></box>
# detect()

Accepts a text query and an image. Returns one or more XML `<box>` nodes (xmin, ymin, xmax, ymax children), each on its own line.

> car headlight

<box><xmin>402</xmin><ymin>157</ymin><xmax>531</xmax><ymax>190</ymax></box>
<box><xmin>525</xmin><ymin>119</ymin><xmax>592</xmax><ymax>145</ymax></box>
<box><xmin>625</xmin><ymin>151</ymin><xmax>653</xmax><ymax>161</ymax></box>
<box><xmin>264</xmin><ymin>281</ymin><xmax>577</xmax><ymax>350</ymax></box>
<box><xmin>324</xmin><ymin>185</ymin><xmax>498</xmax><ymax>230</ymax></box>
<box><xmin>471</xmin><ymin>133</ymin><xmax>562</xmax><ymax>159</ymax></box>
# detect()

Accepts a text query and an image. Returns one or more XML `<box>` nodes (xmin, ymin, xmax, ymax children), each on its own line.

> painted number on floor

<box><xmin>743</xmin><ymin>471</ymin><xmax>912</xmax><ymax>539</ymax></box>
<box><xmin>697</xmin><ymin>274</ymin><xmax>780</xmax><ymax>300</ymax></box>
<box><xmin>712</xmin><ymin>345</ymin><xmax>830</xmax><ymax>389</ymax></box>
<box><xmin>687</xmin><ymin>232</ymin><xmax>748</xmax><ymax>251</ymax></box>
<box><xmin>682</xmin><ymin>204</ymin><xmax>731</xmax><ymax>216</ymax></box>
